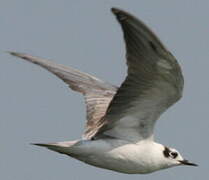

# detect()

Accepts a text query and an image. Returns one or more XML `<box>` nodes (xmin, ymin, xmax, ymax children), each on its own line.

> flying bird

<box><xmin>9</xmin><ymin>8</ymin><xmax>197</xmax><ymax>174</ymax></box>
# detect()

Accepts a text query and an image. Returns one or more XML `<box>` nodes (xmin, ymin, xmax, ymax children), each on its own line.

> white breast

<box><xmin>69</xmin><ymin>139</ymin><xmax>165</xmax><ymax>174</ymax></box>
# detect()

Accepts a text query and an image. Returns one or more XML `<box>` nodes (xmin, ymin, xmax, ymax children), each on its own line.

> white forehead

<box><xmin>169</xmin><ymin>147</ymin><xmax>178</xmax><ymax>152</ymax></box>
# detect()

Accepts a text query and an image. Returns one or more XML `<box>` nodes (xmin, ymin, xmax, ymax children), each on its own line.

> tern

<box><xmin>9</xmin><ymin>8</ymin><xmax>197</xmax><ymax>174</ymax></box>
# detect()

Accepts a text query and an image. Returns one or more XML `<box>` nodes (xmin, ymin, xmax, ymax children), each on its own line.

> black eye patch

<box><xmin>163</xmin><ymin>146</ymin><xmax>178</xmax><ymax>159</ymax></box>
<box><xmin>163</xmin><ymin>146</ymin><xmax>170</xmax><ymax>158</ymax></box>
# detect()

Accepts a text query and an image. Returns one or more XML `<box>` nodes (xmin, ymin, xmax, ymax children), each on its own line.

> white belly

<box><xmin>68</xmin><ymin>139</ymin><xmax>164</xmax><ymax>174</ymax></box>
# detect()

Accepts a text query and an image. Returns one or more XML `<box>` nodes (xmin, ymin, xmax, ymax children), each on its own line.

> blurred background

<box><xmin>0</xmin><ymin>0</ymin><xmax>208</xmax><ymax>179</ymax></box>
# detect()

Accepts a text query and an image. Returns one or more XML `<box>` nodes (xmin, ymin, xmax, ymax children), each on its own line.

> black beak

<box><xmin>179</xmin><ymin>160</ymin><xmax>198</xmax><ymax>166</ymax></box>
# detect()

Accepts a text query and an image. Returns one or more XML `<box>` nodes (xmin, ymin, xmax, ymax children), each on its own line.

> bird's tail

<box><xmin>32</xmin><ymin>140</ymin><xmax>79</xmax><ymax>155</ymax></box>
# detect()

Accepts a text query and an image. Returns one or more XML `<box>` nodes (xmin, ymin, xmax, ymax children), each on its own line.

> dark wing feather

<box><xmin>94</xmin><ymin>8</ymin><xmax>184</xmax><ymax>141</ymax></box>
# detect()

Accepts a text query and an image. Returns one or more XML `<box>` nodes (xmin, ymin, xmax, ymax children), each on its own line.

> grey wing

<box><xmin>9</xmin><ymin>52</ymin><xmax>117</xmax><ymax>139</ymax></box>
<box><xmin>94</xmin><ymin>8</ymin><xmax>184</xmax><ymax>142</ymax></box>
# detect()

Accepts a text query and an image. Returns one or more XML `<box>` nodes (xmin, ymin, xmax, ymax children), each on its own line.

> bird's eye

<box><xmin>170</xmin><ymin>152</ymin><xmax>178</xmax><ymax>159</ymax></box>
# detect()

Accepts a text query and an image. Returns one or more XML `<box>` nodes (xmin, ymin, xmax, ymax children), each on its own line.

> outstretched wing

<box><xmin>9</xmin><ymin>52</ymin><xmax>117</xmax><ymax>139</ymax></box>
<box><xmin>94</xmin><ymin>8</ymin><xmax>184</xmax><ymax>142</ymax></box>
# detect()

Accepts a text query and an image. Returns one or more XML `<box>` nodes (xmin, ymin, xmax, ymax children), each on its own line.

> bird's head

<box><xmin>162</xmin><ymin>146</ymin><xmax>198</xmax><ymax>168</ymax></box>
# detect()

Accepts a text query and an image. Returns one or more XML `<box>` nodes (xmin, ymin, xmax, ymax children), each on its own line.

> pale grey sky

<box><xmin>0</xmin><ymin>0</ymin><xmax>208</xmax><ymax>179</ymax></box>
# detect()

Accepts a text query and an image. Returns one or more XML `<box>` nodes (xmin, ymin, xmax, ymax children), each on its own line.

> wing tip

<box><xmin>7</xmin><ymin>51</ymin><xmax>21</xmax><ymax>56</ymax></box>
<box><xmin>8</xmin><ymin>51</ymin><xmax>43</xmax><ymax>65</ymax></box>
<box><xmin>111</xmin><ymin>7</ymin><xmax>129</xmax><ymax>21</ymax></box>
<box><xmin>7</xmin><ymin>51</ymin><xmax>29</xmax><ymax>60</ymax></box>
<box><xmin>111</xmin><ymin>7</ymin><xmax>120</xmax><ymax>14</ymax></box>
